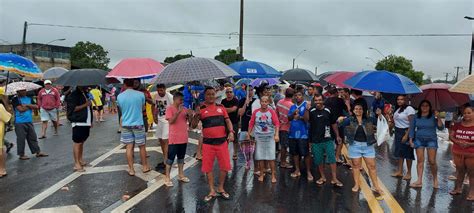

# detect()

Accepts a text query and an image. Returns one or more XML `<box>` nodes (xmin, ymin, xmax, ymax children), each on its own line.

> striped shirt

<box><xmin>199</xmin><ymin>103</ymin><xmax>229</xmax><ymax>145</ymax></box>
<box><xmin>276</xmin><ymin>98</ymin><xmax>293</xmax><ymax>132</ymax></box>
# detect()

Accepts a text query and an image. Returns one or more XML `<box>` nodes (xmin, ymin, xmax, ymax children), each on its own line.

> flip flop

<box><xmin>450</xmin><ymin>190</ymin><xmax>462</xmax><ymax>195</ymax></box>
<box><xmin>38</xmin><ymin>136</ymin><xmax>46</xmax><ymax>139</ymax></box>
<box><xmin>73</xmin><ymin>167</ymin><xmax>86</xmax><ymax>172</ymax></box>
<box><xmin>204</xmin><ymin>194</ymin><xmax>217</xmax><ymax>202</ymax></box>
<box><xmin>178</xmin><ymin>176</ymin><xmax>190</xmax><ymax>183</ymax></box>
<box><xmin>307</xmin><ymin>176</ymin><xmax>314</xmax><ymax>182</ymax></box>
<box><xmin>217</xmin><ymin>191</ymin><xmax>230</xmax><ymax>200</ymax></box>
<box><xmin>128</xmin><ymin>171</ymin><xmax>136</xmax><ymax>176</ymax></box>
<box><xmin>467</xmin><ymin>196</ymin><xmax>474</xmax><ymax>201</ymax></box>
<box><xmin>36</xmin><ymin>153</ymin><xmax>49</xmax><ymax>157</ymax></box>
<box><xmin>164</xmin><ymin>180</ymin><xmax>174</xmax><ymax>187</ymax></box>
<box><xmin>316</xmin><ymin>178</ymin><xmax>326</xmax><ymax>185</ymax></box>
<box><xmin>331</xmin><ymin>181</ymin><xmax>344</xmax><ymax>187</ymax></box>
<box><xmin>19</xmin><ymin>156</ymin><xmax>30</xmax><ymax>160</ymax></box>
<box><xmin>352</xmin><ymin>187</ymin><xmax>360</xmax><ymax>192</ymax></box>
<box><xmin>0</xmin><ymin>173</ymin><xmax>7</xmax><ymax>178</ymax></box>
<box><xmin>409</xmin><ymin>183</ymin><xmax>423</xmax><ymax>188</ymax></box>
<box><xmin>142</xmin><ymin>168</ymin><xmax>151</xmax><ymax>173</ymax></box>
<box><xmin>290</xmin><ymin>172</ymin><xmax>301</xmax><ymax>178</ymax></box>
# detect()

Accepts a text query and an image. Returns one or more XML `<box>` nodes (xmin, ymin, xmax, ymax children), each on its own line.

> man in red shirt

<box><xmin>191</xmin><ymin>86</ymin><xmax>234</xmax><ymax>202</ymax></box>
<box><xmin>276</xmin><ymin>88</ymin><xmax>294</xmax><ymax>169</ymax></box>
<box><xmin>37</xmin><ymin>80</ymin><xmax>61</xmax><ymax>139</ymax></box>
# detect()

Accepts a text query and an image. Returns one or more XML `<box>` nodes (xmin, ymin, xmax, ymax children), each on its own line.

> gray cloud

<box><xmin>1</xmin><ymin>0</ymin><xmax>472</xmax><ymax>80</ymax></box>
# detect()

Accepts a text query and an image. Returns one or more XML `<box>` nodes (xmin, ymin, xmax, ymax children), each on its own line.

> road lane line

<box><xmin>23</xmin><ymin>205</ymin><xmax>83</xmax><ymax>213</ymax></box>
<box><xmin>111</xmin><ymin>157</ymin><xmax>199</xmax><ymax>213</ymax></box>
<box><xmin>11</xmin><ymin>144</ymin><xmax>124</xmax><ymax>212</ymax></box>
<box><xmin>342</xmin><ymin>145</ymin><xmax>404</xmax><ymax>213</ymax></box>
<box><xmin>341</xmin><ymin>145</ymin><xmax>384</xmax><ymax>212</ymax></box>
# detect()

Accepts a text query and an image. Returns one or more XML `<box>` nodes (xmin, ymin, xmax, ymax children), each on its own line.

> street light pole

<box><xmin>365</xmin><ymin>56</ymin><xmax>377</xmax><ymax>64</ymax></box>
<box><xmin>292</xmin><ymin>49</ymin><xmax>306</xmax><ymax>69</ymax></box>
<box><xmin>368</xmin><ymin>47</ymin><xmax>386</xmax><ymax>58</ymax></box>
<box><xmin>239</xmin><ymin>0</ymin><xmax>244</xmax><ymax>60</ymax></box>
<box><xmin>21</xmin><ymin>21</ymin><xmax>28</xmax><ymax>56</ymax></box>
<box><xmin>315</xmin><ymin>61</ymin><xmax>328</xmax><ymax>75</ymax></box>
<box><xmin>465</xmin><ymin>16</ymin><xmax>474</xmax><ymax>75</ymax></box>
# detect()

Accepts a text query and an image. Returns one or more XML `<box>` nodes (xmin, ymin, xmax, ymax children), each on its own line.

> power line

<box><xmin>28</xmin><ymin>22</ymin><xmax>472</xmax><ymax>38</ymax></box>
<box><xmin>108</xmin><ymin>44</ymin><xmax>237</xmax><ymax>52</ymax></box>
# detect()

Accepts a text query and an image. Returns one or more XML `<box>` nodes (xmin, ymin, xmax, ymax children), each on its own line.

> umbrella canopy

<box><xmin>413</xmin><ymin>83</ymin><xmax>470</xmax><ymax>111</ymax></box>
<box><xmin>0</xmin><ymin>71</ymin><xmax>22</xmax><ymax>81</ymax></box>
<box><xmin>107</xmin><ymin>58</ymin><xmax>164</xmax><ymax>79</ymax></box>
<box><xmin>229</xmin><ymin>61</ymin><xmax>282</xmax><ymax>78</ymax></box>
<box><xmin>0</xmin><ymin>53</ymin><xmax>42</xmax><ymax>78</ymax></box>
<box><xmin>280</xmin><ymin>68</ymin><xmax>319</xmax><ymax>82</ymax></box>
<box><xmin>235</xmin><ymin>78</ymin><xmax>252</xmax><ymax>87</ymax></box>
<box><xmin>5</xmin><ymin>81</ymin><xmax>42</xmax><ymax>95</ymax></box>
<box><xmin>154</xmin><ymin>57</ymin><xmax>239</xmax><ymax>84</ymax></box>
<box><xmin>324</xmin><ymin>71</ymin><xmax>356</xmax><ymax>88</ymax></box>
<box><xmin>344</xmin><ymin>70</ymin><xmax>422</xmax><ymax>94</ymax></box>
<box><xmin>43</xmin><ymin>67</ymin><xmax>68</xmax><ymax>80</ymax></box>
<box><xmin>55</xmin><ymin>69</ymin><xmax>109</xmax><ymax>86</ymax></box>
<box><xmin>449</xmin><ymin>75</ymin><xmax>474</xmax><ymax>94</ymax></box>
<box><xmin>250</xmin><ymin>78</ymin><xmax>280</xmax><ymax>87</ymax></box>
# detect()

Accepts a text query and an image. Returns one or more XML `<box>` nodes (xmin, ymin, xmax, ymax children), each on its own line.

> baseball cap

<box><xmin>44</xmin><ymin>80</ymin><xmax>52</xmax><ymax>85</ymax></box>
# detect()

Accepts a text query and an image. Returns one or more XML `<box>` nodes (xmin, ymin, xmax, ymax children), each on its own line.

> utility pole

<box><xmin>443</xmin><ymin>72</ymin><xmax>450</xmax><ymax>83</ymax></box>
<box><xmin>454</xmin><ymin>66</ymin><xmax>463</xmax><ymax>82</ymax></box>
<box><xmin>21</xmin><ymin>21</ymin><xmax>28</xmax><ymax>56</ymax></box>
<box><xmin>239</xmin><ymin>0</ymin><xmax>244</xmax><ymax>60</ymax></box>
<box><xmin>465</xmin><ymin>16</ymin><xmax>474</xmax><ymax>75</ymax></box>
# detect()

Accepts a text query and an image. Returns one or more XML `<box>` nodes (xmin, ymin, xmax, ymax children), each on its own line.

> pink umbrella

<box><xmin>323</xmin><ymin>71</ymin><xmax>356</xmax><ymax>88</ymax></box>
<box><xmin>107</xmin><ymin>58</ymin><xmax>164</xmax><ymax>79</ymax></box>
<box><xmin>413</xmin><ymin>83</ymin><xmax>470</xmax><ymax>111</ymax></box>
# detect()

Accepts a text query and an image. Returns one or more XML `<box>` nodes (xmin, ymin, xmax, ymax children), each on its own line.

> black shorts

<box><xmin>72</xmin><ymin>126</ymin><xmax>91</xmax><ymax>143</ymax></box>
<box><xmin>289</xmin><ymin>138</ymin><xmax>309</xmax><ymax>157</ymax></box>
<box><xmin>93</xmin><ymin>106</ymin><xmax>104</xmax><ymax>111</ymax></box>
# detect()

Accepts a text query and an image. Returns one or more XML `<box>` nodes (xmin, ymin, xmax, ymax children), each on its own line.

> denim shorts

<box><xmin>414</xmin><ymin>137</ymin><xmax>438</xmax><ymax>149</ymax></box>
<box><xmin>348</xmin><ymin>141</ymin><xmax>375</xmax><ymax>159</ymax></box>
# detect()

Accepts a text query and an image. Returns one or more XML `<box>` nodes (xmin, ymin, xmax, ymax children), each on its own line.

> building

<box><xmin>0</xmin><ymin>43</ymin><xmax>71</xmax><ymax>71</ymax></box>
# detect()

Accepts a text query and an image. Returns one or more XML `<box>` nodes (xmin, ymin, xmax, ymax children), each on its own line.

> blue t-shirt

<box><xmin>13</xmin><ymin>96</ymin><xmax>33</xmax><ymax>123</ymax></box>
<box><xmin>288</xmin><ymin>102</ymin><xmax>308</xmax><ymax>139</ymax></box>
<box><xmin>117</xmin><ymin>89</ymin><xmax>145</xmax><ymax>126</ymax></box>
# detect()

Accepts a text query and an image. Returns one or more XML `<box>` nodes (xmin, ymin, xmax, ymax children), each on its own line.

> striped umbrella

<box><xmin>0</xmin><ymin>53</ymin><xmax>42</xmax><ymax>78</ymax></box>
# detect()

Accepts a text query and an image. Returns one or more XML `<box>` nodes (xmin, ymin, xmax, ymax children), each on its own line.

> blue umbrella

<box><xmin>229</xmin><ymin>61</ymin><xmax>282</xmax><ymax>78</ymax></box>
<box><xmin>344</xmin><ymin>70</ymin><xmax>422</xmax><ymax>94</ymax></box>
<box><xmin>250</xmin><ymin>78</ymin><xmax>280</xmax><ymax>87</ymax></box>
<box><xmin>0</xmin><ymin>53</ymin><xmax>42</xmax><ymax>78</ymax></box>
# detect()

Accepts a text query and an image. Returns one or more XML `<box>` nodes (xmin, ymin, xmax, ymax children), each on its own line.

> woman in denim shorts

<box><xmin>408</xmin><ymin>100</ymin><xmax>444</xmax><ymax>188</ymax></box>
<box><xmin>339</xmin><ymin>103</ymin><xmax>383</xmax><ymax>194</ymax></box>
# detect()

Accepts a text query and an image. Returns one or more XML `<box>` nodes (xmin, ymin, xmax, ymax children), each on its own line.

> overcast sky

<box><xmin>0</xmin><ymin>0</ymin><xmax>473</xmax><ymax>80</ymax></box>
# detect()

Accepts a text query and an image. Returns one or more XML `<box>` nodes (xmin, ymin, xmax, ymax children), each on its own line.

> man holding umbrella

<box><xmin>66</xmin><ymin>86</ymin><xmax>93</xmax><ymax>172</ymax></box>
<box><xmin>12</xmin><ymin>87</ymin><xmax>48</xmax><ymax>160</ymax></box>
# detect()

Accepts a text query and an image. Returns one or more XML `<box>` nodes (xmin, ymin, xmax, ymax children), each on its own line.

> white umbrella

<box><xmin>5</xmin><ymin>81</ymin><xmax>42</xmax><ymax>95</ymax></box>
<box><xmin>43</xmin><ymin>67</ymin><xmax>68</xmax><ymax>80</ymax></box>
<box><xmin>449</xmin><ymin>75</ymin><xmax>474</xmax><ymax>94</ymax></box>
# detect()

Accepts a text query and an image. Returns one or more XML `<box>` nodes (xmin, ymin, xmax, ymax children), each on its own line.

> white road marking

<box><xmin>111</xmin><ymin>157</ymin><xmax>199</xmax><ymax>213</ymax></box>
<box><xmin>22</xmin><ymin>205</ymin><xmax>83</xmax><ymax>213</ymax></box>
<box><xmin>12</xmin><ymin>139</ymin><xmax>200</xmax><ymax>212</ymax></box>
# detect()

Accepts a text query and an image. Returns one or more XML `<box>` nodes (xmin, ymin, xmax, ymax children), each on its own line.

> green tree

<box><xmin>163</xmin><ymin>54</ymin><xmax>192</xmax><ymax>64</ymax></box>
<box><xmin>214</xmin><ymin>49</ymin><xmax>243</xmax><ymax>65</ymax></box>
<box><xmin>70</xmin><ymin>41</ymin><xmax>110</xmax><ymax>70</ymax></box>
<box><xmin>375</xmin><ymin>55</ymin><xmax>424</xmax><ymax>85</ymax></box>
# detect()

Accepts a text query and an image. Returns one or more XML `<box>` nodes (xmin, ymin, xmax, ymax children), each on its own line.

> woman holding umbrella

<box><xmin>449</xmin><ymin>106</ymin><xmax>474</xmax><ymax>200</ymax></box>
<box><xmin>391</xmin><ymin>95</ymin><xmax>416</xmax><ymax>180</ymax></box>
<box><xmin>408</xmin><ymin>100</ymin><xmax>444</xmax><ymax>188</ymax></box>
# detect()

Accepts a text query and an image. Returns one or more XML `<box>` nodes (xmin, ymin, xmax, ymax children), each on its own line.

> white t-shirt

<box><xmin>154</xmin><ymin>92</ymin><xmax>173</xmax><ymax>123</ymax></box>
<box><xmin>393</xmin><ymin>106</ymin><xmax>415</xmax><ymax>128</ymax></box>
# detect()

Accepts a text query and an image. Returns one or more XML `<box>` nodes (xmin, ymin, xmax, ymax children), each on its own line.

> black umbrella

<box><xmin>0</xmin><ymin>71</ymin><xmax>22</xmax><ymax>81</ymax></box>
<box><xmin>55</xmin><ymin>69</ymin><xmax>109</xmax><ymax>86</ymax></box>
<box><xmin>280</xmin><ymin>68</ymin><xmax>319</xmax><ymax>82</ymax></box>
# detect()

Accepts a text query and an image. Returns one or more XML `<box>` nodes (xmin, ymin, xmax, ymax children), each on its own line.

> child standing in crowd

<box><xmin>248</xmin><ymin>96</ymin><xmax>280</xmax><ymax>183</ymax></box>
<box><xmin>164</xmin><ymin>92</ymin><xmax>192</xmax><ymax>187</ymax></box>
<box><xmin>238</xmin><ymin>87</ymin><xmax>256</xmax><ymax>170</ymax></box>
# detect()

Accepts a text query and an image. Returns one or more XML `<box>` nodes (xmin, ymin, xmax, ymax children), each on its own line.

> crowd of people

<box><xmin>0</xmin><ymin>78</ymin><xmax>473</xmax><ymax>202</ymax></box>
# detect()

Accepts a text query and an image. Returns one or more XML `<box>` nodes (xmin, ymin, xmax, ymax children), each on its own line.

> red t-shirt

<box><xmin>165</xmin><ymin>105</ymin><xmax>188</xmax><ymax>145</ymax></box>
<box><xmin>452</xmin><ymin>123</ymin><xmax>474</xmax><ymax>155</ymax></box>
<box><xmin>199</xmin><ymin>103</ymin><xmax>229</xmax><ymax>145</ymax></box>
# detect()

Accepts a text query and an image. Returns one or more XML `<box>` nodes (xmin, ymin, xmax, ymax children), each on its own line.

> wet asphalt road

<box><xmin>0</xmin><ymin>114</ymin><xmax>472</xmax><ymax>212</ymax></box>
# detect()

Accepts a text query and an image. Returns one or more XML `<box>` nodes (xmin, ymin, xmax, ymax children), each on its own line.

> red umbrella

<box><xmin>323</xmin><ymin>71</ymin><xmax>356</xmax><ymax>88</ymax></box>
<box><xmin>107</xmin><ymin>58</ymin><xmax>164</xmax><ymax>79</ymax></box>
<box><xmin>413</xmin><ymin>83</ymin><xmax>470</xmax><ymax>111</ymax></box>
